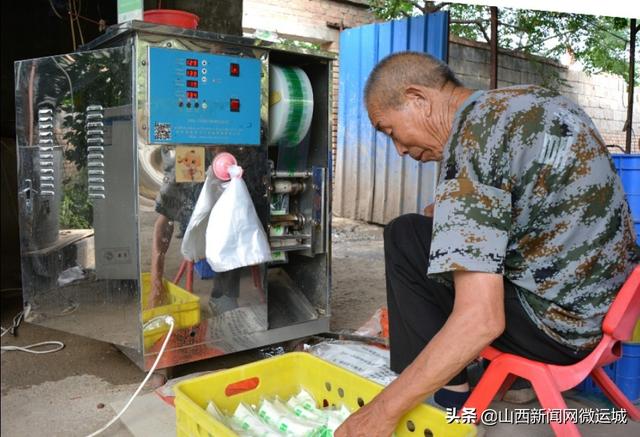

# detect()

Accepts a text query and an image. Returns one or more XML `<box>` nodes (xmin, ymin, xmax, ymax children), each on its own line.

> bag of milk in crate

<box><xmin>206</xmin><ymin>388</ymin><xmax>351</xmax><ymax>436</ymax></box>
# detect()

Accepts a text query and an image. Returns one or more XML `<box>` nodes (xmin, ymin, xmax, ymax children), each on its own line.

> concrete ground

<box><xmin>2</xmin><ymin>217</ymin><xmax>639</xmax><ymax>436</ymax></box>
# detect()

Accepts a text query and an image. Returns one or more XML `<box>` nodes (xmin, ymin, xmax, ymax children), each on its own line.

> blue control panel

<box><xmin>148</xmin><ymin>47</ymin><xmax>261</xmax><ymax>145</ymax></box>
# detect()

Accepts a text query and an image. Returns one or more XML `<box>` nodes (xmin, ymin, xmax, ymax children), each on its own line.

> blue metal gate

<box><xmin>334</xmin><ymin>13</ymin><xmax>449</xmax><ymax>224</ymax></box>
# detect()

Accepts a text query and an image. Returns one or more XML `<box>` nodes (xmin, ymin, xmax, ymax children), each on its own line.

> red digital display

<box><xmin>186</xmin><ymin>80</ymin><xmax>198</xmax><ymax>88</ymax></box>
<box><xmin>230</xmin><ymin>63</ymin><xmax>240</xmax><ymax>76</ymax></box>
<box><xmin>186</xmin><ymin>69</ymin><xmax>198</xmax><ymax>77</ymax></box>
<box><xmin>186</xmin><ymin>91</ymin><xmax>198</xmax><ymax>99</ymax></box>
<box><xmin>186</xmin><ymin>59</ymin><xmax>198</xmax><ymax>67</ymax></box>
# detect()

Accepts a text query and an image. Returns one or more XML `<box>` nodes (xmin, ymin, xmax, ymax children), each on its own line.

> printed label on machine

<box><xmin>148</xmin><ymin>47</ymin><xmax>262</xmax><ymax>145</ymax></box>
<box><xmin>175</xmin><ymin>146</ymin><xmax>206</xmax><ymax>182</ymax></box>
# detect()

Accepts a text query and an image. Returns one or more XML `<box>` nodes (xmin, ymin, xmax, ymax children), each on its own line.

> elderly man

<box><xmin>336</xmin><ymin>52</ymin><xmax>639</xmax><ymax>436</ymax></box>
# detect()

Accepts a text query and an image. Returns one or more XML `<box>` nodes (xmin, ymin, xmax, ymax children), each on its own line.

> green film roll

<box><xmin>268</xmin><ymin>64</ymin><xmax>314</xmax><ymax>147</ymax></box>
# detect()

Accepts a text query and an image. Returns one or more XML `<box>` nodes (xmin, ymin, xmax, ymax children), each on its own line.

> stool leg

<box><xmin>496</xmin><ymin>373</ymin><xmax>518</xmax><ymax>401</ymax></box>
<box><xmin>464</xmin><ymin>361</ymin><xmax>512</xmax><ymax>419</ymax></box>
<box><xmin>173</xmin><ymin>260</ymin><xmax>188</xmax><ymax>285</ymax></box>
<box><xmin>186</xmin><ymin>261</ymin><xmax>194</xmax><ymax>293</ymax></box>
<box><xmin>591</xmin><ymin>367</ymin><xmax>640</xmax><ymax>421</ymax></box>
<box><xmin>531</xmin><ymin>376</ymin><xmax>581</xmax><ymax>437</ymax></box>
<box><xmin>251</xmin><ymin>265</ymin><xmax>266</xmax><ymax>303</ymax></box>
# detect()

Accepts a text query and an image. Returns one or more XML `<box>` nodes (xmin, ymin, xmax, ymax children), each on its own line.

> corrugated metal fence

<box><xmin>334</xmin><ymin>13</ymin><xmax>449</xmax><ymax>224</ymax></box>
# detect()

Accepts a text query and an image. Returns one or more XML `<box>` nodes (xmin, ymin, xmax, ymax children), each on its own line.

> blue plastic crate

<box><xmin>629</xmin><ymin>194</ymin><xmax>640</xmax><ymax>225</ymax></box>
<box><xmin>611</xmin><ymin>154</ymin><xmax>640</xmax><ymax>237</ymax></box>
<box><xmin>194</xmin><ymin>259</ymin><xmax>216</xmax><ymax>279</ymax></box>
<box><xmin>616</xmin><ymin>343</ymin><xmax>640</xmax><ymax>402</ymax></box>
<box><xmin>575</xmin><ymin>343</ymin><xmax>640</xmax><ymax>403</ymax></box>
<box><xmin>575</xmin><ymin>363</ymin><xmax>616</xmax><ymax>395</ymax></box>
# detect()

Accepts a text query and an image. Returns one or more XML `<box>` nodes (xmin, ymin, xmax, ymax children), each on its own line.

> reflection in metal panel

<box><xmin>335</xmin><ymin>13</ymin><xmax>449</xmax><ymax>224</ymax></box>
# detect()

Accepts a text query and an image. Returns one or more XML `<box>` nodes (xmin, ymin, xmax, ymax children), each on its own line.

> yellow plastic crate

<box><xmin>141</xmin><ymin>272</ymin><xmax>201</xmax><ymax>349</ymax></box>
<box><xmin>633</xmin><ymin>319</ymin><xmax>640</xmax><ymax>343</ymax></box>
<box><xmin>174</xmin><ymin>352</ymin><xmax>477</xmax><ymax>437</ymax></box>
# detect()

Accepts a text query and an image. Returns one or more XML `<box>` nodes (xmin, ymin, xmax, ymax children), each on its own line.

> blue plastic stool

<box><xmin>194</xmin><ymin>259</ymin><xmax>216</xmax><ymax>279</ymax></box>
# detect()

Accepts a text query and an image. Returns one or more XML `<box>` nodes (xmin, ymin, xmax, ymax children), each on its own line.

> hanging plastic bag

<box><xmin>206</xmin><ymin>165</ymin><xmax>272</xmax><ymax>272</ymax></box>
<box><xmin>181</xmin><ymin>167</ymin><xmax>226</xmax><ymax>261</ymax></box>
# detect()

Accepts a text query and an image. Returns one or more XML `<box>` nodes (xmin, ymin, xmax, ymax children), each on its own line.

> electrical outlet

<box><xmin>101</xmin><ymin>247</ymin><xmax>131</xmax><ymax>264</ymax></box>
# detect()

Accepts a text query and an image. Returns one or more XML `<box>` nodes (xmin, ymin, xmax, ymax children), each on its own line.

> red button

<box><xmin>230</xmin><ymin>98</ymin><xmax>240</xmax><ymax>112</ymax></box>
<box><xmin>230</xmin><ymin>63</ymin><xmax>240</xmax><ymax>76</ymax></box>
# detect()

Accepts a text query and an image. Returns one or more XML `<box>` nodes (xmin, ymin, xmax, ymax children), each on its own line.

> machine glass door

<box><xmin>14</xmin><ymin>47</ymin><xmax>140</xmax><ymax>350</ymax></box>
<box><xmin>136</xmin><ymin>45</ymin><xmax>272</xmax><ymax>365</ymax></box>
<box><xmin>137</xmin><ymin>144</ymin><xmax>271</xmax><ymax>363</ymax></box>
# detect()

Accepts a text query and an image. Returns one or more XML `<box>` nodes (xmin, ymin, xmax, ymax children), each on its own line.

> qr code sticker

<box><xmin>154</xmin><ymin>122</ymin><xmax>171</xmax><ymax>140</ymax></box>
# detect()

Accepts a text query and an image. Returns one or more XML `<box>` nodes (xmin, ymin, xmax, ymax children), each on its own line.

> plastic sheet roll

<box><xmin>269</xmin><ymin>64</ymin><xmax>314</xmax><ymax>146</ymax></box>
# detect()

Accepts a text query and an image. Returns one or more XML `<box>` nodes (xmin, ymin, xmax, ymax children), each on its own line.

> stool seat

<box><xmin>464</xmin><ymin>266</ymin><xmax>640</xmax><ymax>436</ymax></box>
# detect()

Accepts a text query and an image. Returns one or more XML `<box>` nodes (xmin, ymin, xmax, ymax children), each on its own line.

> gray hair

<box><xmin>364</xmin><ymin>51</ymin><xmax>462</xmax><ymax>109</ymax></box>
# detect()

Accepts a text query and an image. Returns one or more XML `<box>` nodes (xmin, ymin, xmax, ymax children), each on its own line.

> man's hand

<box><xmin>334</xmin><ymin>396</ymin><xmax>397</xmax><ymax>437</ymax></box>
<box><xmin>149</xmin><ymin>276</ymin><xmax>169</xmax><ymax>309</ymax></box>
<box><xmin>149</xmin><ymin>214</ymin><xmax>174</xmax><ymax>309</ymax></box>
<box><xmin>423</xmin><ymin>203</ymin><xmax>434</xmax><ymax>217</ymax></box>
<box><xmin>334</xmin><ymin>272</ymin><xmax>506</xmax><ymax>436</ymax></box>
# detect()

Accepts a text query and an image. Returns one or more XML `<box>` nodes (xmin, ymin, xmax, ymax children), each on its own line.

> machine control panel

<box><xmin>148</xmin><ymin>47</ymin><xmax>261</xmax><ymax>145</ymax></box>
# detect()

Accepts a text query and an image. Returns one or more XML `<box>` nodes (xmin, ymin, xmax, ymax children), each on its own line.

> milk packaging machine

<box><xmin>14</xmin><ymin>21</ymin><xmax>332</xmax><ymax>369</ymax></box>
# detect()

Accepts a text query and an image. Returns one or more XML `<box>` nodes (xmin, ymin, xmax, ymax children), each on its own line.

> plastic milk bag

<box><xmin>181</xmin><ymin>167</ymin><xmax>225</xmax><ymax>261</ymax></box>
<box><xmin>206</xmin><ymin>165</ymin><xmax>272</xmax><ymax>272</ymax></box>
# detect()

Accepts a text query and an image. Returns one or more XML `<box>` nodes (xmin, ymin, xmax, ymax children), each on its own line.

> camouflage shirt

<box><xmin>428</xmin><ymin>85</ymin><xmax>639</xmax><ymax>350</ymax></box>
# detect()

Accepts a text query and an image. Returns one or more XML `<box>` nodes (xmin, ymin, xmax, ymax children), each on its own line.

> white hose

<box><xmin>1</xmin><ymin>341</ymin><xmax>64</xmax><ymax>354</ymax></box>
<box><xmin>85</xmin><ymin>315</ymin><xmax>175</xmax><ymax>437</ymax></box>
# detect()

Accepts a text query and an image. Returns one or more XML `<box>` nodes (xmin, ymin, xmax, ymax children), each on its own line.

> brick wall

<box><xmin>243</xmin><ymin>0</ymin><xmax>374</xmax><ymax>49</ymax></box>
<box><xmin>449</xmin><ymin>37</ymin><xmax>640</xmax><ymax>152</ymax></box>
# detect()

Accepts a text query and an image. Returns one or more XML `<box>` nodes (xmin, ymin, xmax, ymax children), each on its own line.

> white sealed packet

<box><xmin>205</xmin><ymin>388</ymin><xmax>352</xmax><ymax>437</ymax></box>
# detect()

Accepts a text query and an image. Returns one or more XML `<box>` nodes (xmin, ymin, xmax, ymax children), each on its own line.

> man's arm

<box><xmin>423</xmin><ymin>203</ymin><xmax>435</xmax><ymax>217</ymax></box>
<box><xmin>149</xmin><ymin>213</ymin><xmax>174</xmax><ymax>308</ymax></box>
<box><xmin>335</xmin><ymin>271</ymin><xmax>505</xmax><ymax>437</ymax></box>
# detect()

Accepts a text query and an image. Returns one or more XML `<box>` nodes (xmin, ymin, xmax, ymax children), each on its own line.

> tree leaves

<box><xmin>367</xmin><ymin>1</ymin><xmax>637</xmax><ymax>84</ymax></box>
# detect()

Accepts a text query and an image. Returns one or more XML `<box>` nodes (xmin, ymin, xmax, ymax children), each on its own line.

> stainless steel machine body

<box><xmin>14</xmin><ymin>21</ymin><xmax>333</xmax><ymax>369</ymax></box>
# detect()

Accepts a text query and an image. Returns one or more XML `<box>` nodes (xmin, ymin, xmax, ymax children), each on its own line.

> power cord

<box><xmin>1</xmin><ymin>310</ymin><xmax>24</xmax><ymax>337</ymax></box>
<box><xmin>1</xmin><ymin>341</ymin><xmax>65</xmax><ymax>354</ymax></box>
<box><xmin>85</xmin><ymin>315</ymin><xmax>175</xmax><ymax>437</ymax></box>
<box><xmin>1</xmin><ymin>310</ymin><xmax>65</xmax><ymax>354</ymax></box>
<box><xmin>1</xmin><ymin>311</ymin><xmax>176</xmax><ymax>433</ymax></box>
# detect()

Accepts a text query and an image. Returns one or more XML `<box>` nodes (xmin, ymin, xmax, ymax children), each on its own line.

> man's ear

<box><xmin>404</xmin><ymin>85</ymin><xmax>431</xmax><ymax>118</ymax></box>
